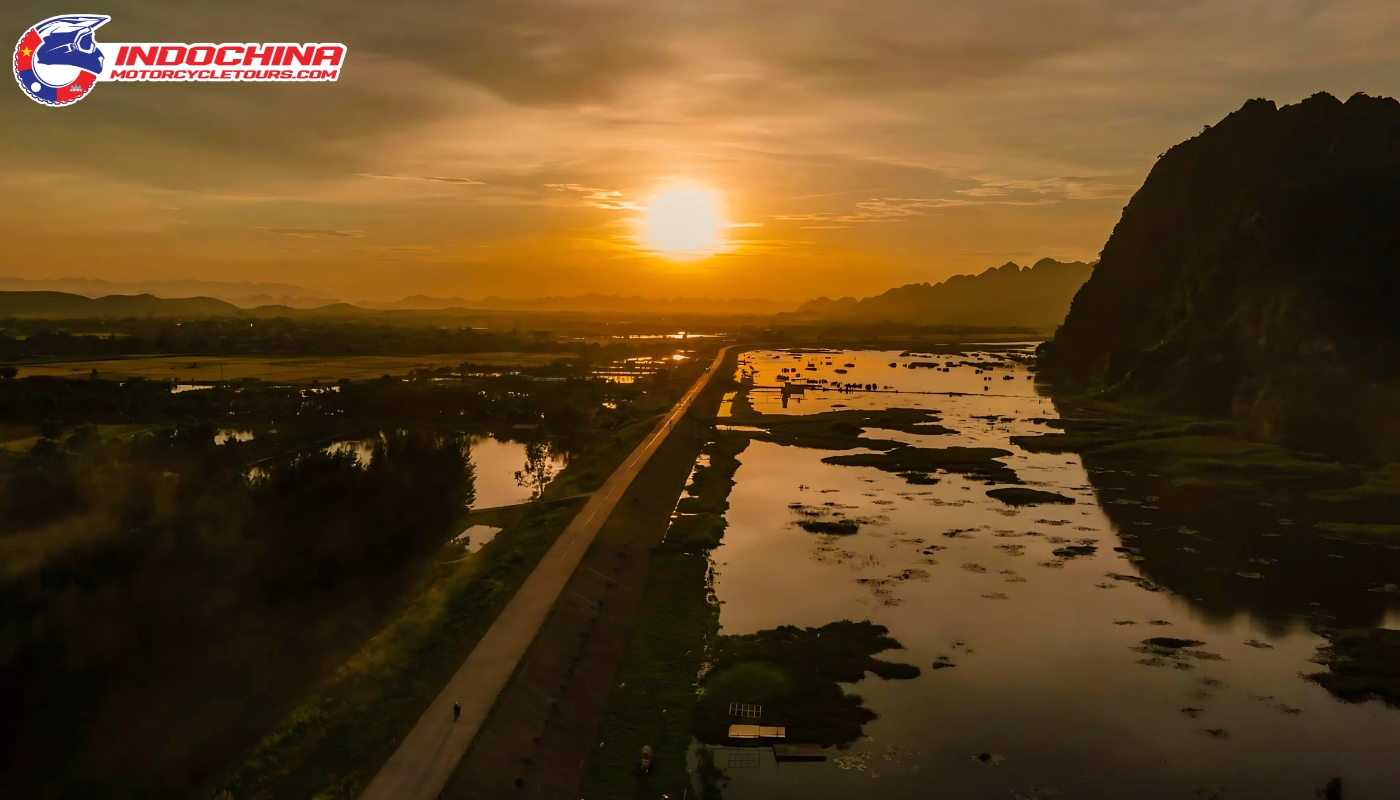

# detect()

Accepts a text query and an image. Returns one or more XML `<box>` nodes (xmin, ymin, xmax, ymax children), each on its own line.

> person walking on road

<box><xmin>453</xmin><ymin>702</ymin><xmax>461</xmax><ymax>722</ymax></box>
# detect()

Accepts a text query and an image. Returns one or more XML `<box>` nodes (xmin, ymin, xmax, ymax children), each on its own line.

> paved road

<box><xmin>358</xmin><ymin>347</ymin><xmax>730</xmax><ymax>800</ymax></box>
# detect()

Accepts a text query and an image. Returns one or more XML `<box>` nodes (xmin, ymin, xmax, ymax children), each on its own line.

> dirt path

<box><xmin>356</xmin><ymin>347</ymin><xmax>730</xmax><ymax>800</ymax></box>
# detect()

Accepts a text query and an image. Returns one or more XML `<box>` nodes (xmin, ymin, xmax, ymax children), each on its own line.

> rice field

<box><xmin>14</xmin><ymin>353</ymin><xmax>575</xmax><ymax>384</ymax></box>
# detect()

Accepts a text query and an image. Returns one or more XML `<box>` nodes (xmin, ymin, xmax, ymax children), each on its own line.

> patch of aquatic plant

<box><xmin>1011</xmin><ymin>400</ymin><xmax>1359</xmax><ymax>495</ymax></box>
<box><xmin>693</xmin><ymin>620</ymin><xmax>920</xmax><ymax>748</ymax></box>
<box><xmin>1104</xmin><ymin>571</ymin><xmax>1168</xmax><ymax>593</ymax></box>
<box><xmin>1130</xmin><ymin>636</ymin><xmax>1224</xmax><ymax>669</ymax></box>
<box><xmin>1102</xmin><ymin>436</ymin><xmax>1352</xmax><ymax>490</ymax></box>
<box><xmin>823</xmin><ymin>446</ymin><xmax>1020</xmax><ymax>484</ymax></box>
<box><xmin>1009</xmin><ymin>403</ymin><xmax>1239</xmax><ymax>455</ymax></box>
<box><xmin>986</xmin><ymin>487</ymin><xmax>1075</xmax><ymax>506</ymax></box>
<box><xmin>1142</xmin><ymin>637</ymin><xmax>1206</xmax><ymax>649</ymax></box>
<box><xmin>1309</xmin><ymin>463</ymin><xmax>1400</xmax><ymax>507</ymax></box>
<box><xmin>798</xmin><ymin>519</ymin><xmax>861</xmax><ymax>535</ymax></box>
<box><xmin>1305</xmin><ymin>628</ymin><xmax>1400</xmax><ymax>707</ymax></box>
<box><xmin>1051</xmin><ymin>544</ymin><xmax>1097</xmax><ymax>558</ymax></box>
<box><xmin>731</xmin><ymin>406</ymin><xmax>953</xmax><ymax>451</ymax></box>
<box><xmin>664</xmin><ymin>432</ymin><xmax>749</xmax><ymax>553</ymax></box>
<box><xmin>1314</xmin><ymin>522</ymin><xmax>1400</xmax><ymax>545</ymax></box>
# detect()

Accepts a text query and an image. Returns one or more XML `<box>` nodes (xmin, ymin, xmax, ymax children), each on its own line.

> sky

<box><xmin>4</xmin><ymin>1</ymin><xmax>1400</xmax><ymax>303</ymax></box>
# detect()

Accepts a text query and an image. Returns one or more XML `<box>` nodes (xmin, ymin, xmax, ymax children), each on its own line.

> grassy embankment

<box><xmin>204</xmin><ymin>362</ymin><xmax>707</xmax><ymax>800</ymax></box>
<box><xmin>579</xmin><ymin>435</ymin><xmax>745</xmax><ymax>800</ymax></box>
<box><xmin>580</xmin><ymin>350</ymin><xmax>747</xmax><ymax>800</ymax></box>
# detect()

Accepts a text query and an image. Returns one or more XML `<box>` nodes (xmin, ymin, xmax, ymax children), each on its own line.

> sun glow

<box><xmin>638</xmin><ymin>187</ymin><xmax>728</xmax><ymax>259</ymax></box>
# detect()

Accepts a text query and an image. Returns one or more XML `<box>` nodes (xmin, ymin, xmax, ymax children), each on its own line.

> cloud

<box><xmin>262</xmin><ymin>228</ymin><xmax>365</xmax><ymax>238</ymax></box>
<box><xmin>774</xmin><ymin>197</ymin><xmax>976</xmax><ymax>223</ymax></box>
<box><xmin>359</xmin><ymin>173</ymin><xmax>484</xmax><ymax>185</ymax></box>
<box><xmin>545</xmin><ymin>183</ymin><xmax>639</xmax><ymax>210</ymax></box>
<box><xmin>956</xmin><ymin>176</ymin><xmax>1137</xmax><ymax>201</ymax></box>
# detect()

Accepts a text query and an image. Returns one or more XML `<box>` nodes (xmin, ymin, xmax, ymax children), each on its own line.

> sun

<box><xmin>637</xmin><ymin>187</ymin><xmax>728</xmax><ymax>259</ymax></box>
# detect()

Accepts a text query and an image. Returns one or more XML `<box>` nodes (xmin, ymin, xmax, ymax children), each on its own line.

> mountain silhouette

<box><xmin>1040</xmin><ymin>92</ymin><xmax>1400</xmax><ymax>459</ymax></box>
<box><xmin>794</xmin><ymin>258</ymin><xmax>1093</xmax><ymax>327</ymax></box>
<box><xmin>0</xmin><ymin>291</ymin><xmax>239</xmax><ymax>319</ymax></box>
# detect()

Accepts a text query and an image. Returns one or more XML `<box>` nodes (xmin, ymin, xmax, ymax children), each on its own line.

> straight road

<box><xmin>357</xmin><ymin>346</ymin><xmax>730</xmax><ymax>800</ymax></box>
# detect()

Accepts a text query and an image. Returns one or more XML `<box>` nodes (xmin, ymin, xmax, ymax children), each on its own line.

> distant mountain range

<box><xmin>792</xmin><ymin>258</ymin><xmax>1094</xmax><ymax>327</ymax></box>
<box><xmin>1040</xmin><ymin>92</ymin><xmax>1400</xmax><ymax>460</ymax></box>
<box><xmin>0</xmin><ymin>264</ymin><xmax>1095</xmax><ymax>324</ymax></box>
<box><xmin>361</xmin><ymin>294</ymin><xmax>793</xmax><ymax>314</ymax></box>
<box><xmin>0</xmin><ymin>277</ymin><xmax>338</xmax><ymax>308</ymax></box>
<box><xmin>0</xmin><ymin>291</ymin><xmax>784</xmax><ymax>320</ymax></box>
<box><xmin>0</xmin><ymin>291</ymin><xmax>241</xmax><ymax>319</ymax></box>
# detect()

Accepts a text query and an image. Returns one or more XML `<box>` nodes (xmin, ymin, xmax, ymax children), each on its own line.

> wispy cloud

<box><xmin>358</xmin><ymin>174</ymin><xmax>484</xmax><ymax>185</ymax></box>
<box><xmin>544</xmin><ymin>183</ymin><xmax>640</xmax><ymax>210</ymax></box>
<box><xmin>263</xmin><ymin>228</ymin><xmax>365</xmax><ymax>238</ymax></box>
<box><xmin>955</xmin><ymin>176</ymin><xmax>1135</xmax><ymax>201</ymax></box>
<box><xmin>774</xmin><ymin>197</ymin><xmax>975</xmax><ymax>223</ymax></box>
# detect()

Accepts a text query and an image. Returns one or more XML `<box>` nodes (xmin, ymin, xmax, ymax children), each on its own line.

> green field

<box><xmin>15</xmin><ymin>353</ymin><xmax>575</xmax><ymax>383</ymax></box>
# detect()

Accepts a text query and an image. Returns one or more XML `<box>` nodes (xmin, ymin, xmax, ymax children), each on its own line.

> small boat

<box><xmin>844</xmin><ymin>363</ymin><xmax>855</xmax><ymax>368</ymax></box>
<box><xmin>834</xmin><ymin>368</ymin><xmax>848</xmax><ymax>374</ymax></box>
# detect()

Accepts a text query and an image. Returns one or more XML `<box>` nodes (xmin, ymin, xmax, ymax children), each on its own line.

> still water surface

<box><xmin>324</xmin><ymin>433</ymin><xmax>567</xmax><ymax>509</ymax></box>
<box><xmin>707</xmin><ymin>349</ymin><xmax>1400</xmax><ymax>799</ymax></box>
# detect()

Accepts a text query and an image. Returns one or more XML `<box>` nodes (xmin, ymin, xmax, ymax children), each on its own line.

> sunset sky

<box><xmin>4</xmin><ymin>1</ymin><xmax>1400</xmax><ymax>303</ymax></box>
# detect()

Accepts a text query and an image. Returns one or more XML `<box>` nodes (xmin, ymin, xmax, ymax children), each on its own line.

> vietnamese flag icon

<box><xmin>15</xmin><ymin>29</ymin><xmax>42</xmax><ymax>72</ymax></box>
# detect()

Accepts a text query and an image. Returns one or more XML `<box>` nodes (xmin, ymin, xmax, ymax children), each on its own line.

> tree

<box><xmin>514</xmin><ymin>439</ymin><xmax>558</xmax><ymax>500</ymax></box>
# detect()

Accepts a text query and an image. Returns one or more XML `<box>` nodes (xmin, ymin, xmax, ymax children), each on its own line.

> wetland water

<box><xmin>702</xmin><ymin>349</ymin><xmax>1400</xmax><ymax>799</ymax></box>
<box><xmin>325</xmin><ymin>433</ymin><xmax>567</xmax><ymax>509</ymax></box>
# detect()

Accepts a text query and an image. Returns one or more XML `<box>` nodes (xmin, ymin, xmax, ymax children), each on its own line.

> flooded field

<box><xmin>701</xmin><ymin>349</ymin><xmax>1400</xmax><ymax>799</ymax></box>
<box><xmin>325</xmin><ymin>433</ymin><xmax>567</xmax><ymax>509</ymax></box>
<box><xmin>467</xmin><ymin>434</ymin><xmax>568</xmax><ymax>508</ymax></box>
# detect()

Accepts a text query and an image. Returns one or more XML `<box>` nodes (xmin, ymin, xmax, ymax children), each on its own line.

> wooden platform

<box><xmin>727</xmin><ymin>724</ymin><xmax>786</xmax><ymax>739</ymax></box>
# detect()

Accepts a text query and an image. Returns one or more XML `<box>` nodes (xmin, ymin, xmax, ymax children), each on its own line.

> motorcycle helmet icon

<box><xmin>31</xmin><ymin>15</ymin><xmax>109</xmax><ymax>88</ymax></box>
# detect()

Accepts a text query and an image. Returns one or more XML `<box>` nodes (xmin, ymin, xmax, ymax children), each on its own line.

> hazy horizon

<box><xmin>5</xmin><ymin>1</ymin><xmax>1400</xmax><ymax>302</ymax></box>
<box><xmin>0</xmin><ymin>254</ymin><xmax>1081</xmax><ymax>310</ymax></box>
